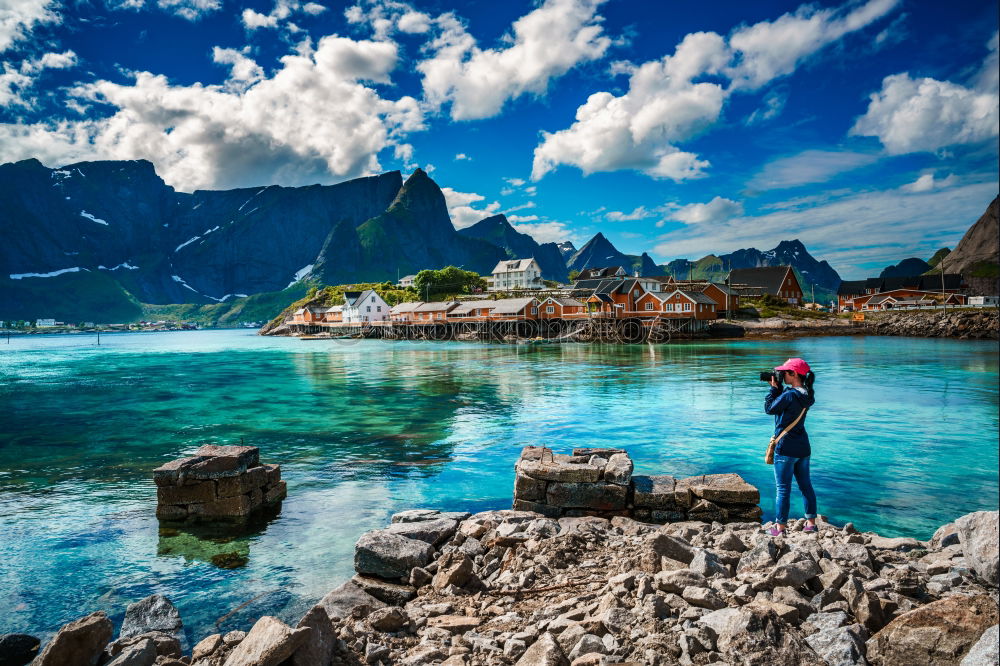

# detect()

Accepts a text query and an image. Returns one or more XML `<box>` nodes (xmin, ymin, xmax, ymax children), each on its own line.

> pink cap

<box><xmin>775</xmin><ymin>357</ymin><xmax>811</xmax><ymax>376</ymax></box>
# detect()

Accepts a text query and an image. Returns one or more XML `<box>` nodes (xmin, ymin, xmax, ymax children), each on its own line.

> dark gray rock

<box><xmin>292</xmin><ymin>605</ymin><xmax>337</xmax><ymax>666</ymax></box>
<box><xmin>0</xmin><ymin>634</ymin><xmax>40</xmax><ymax>666</ymax></box>
<box><xmin>104</xmin><ymin>637</ymin><xmax>156</xmax><ymax>666</ymax></box>
<box><xmin>315</xmin><ymin>581</ymin><xmax>386</xmax><ymax>621</ymax></box>
<box><xmin>354</xmin><ymin>530</ymin><xmax>435</xmax><ymax>580</ymax></box>
<box><xmin>805</xmin><ymin>623</ymin><xmax>868</xmax><ymax>666</ymax></box>
<box><xmin>119</xmin><ymin>595</ymin><xmax>186</xmax><ymax>651</ymax></box>
<box><xmin>384</xmin><ymin>518</ymin><xmax>458</xmax><ymax>546</ymax></box>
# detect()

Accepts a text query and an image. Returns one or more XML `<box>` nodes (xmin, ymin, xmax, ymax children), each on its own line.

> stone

<box><xmin>426</xmin><ymin>616</ymin><xmax>482</xmax><ymax>633</ymax></box>
<box><xmin>262</xmin><ymin>481</ymin><xmax>287</xmax><ymax>505</ymax></box>
<box><xmin>802</xmin><ymin>611</ymin><xmax>850</xmax><ymax>636</ymax></box>
<box><xmin>194</xmin><ymin>494</ymin><xmax>253</xmax><ymax>519</ymax></box>
<box><xmin>514</xmin><ymin>474</ymin><xmax>547</xmax><ymax>501</ymax></box>
<box><xmin>409</xmin><ymin>567</ymin><xmax>432</xmax><ymax>588</ymax></box>
<box><xmin>222</xmin><ymin>631</ymin><xmax>246</xmax><ymax>645</ymax></box>
<box><xmin>292</xmin><ymin>605</ymin><xmax>336</xmax><ymax>666</ymax></box>
<box><xmin>725</xmin><ymin>504</ymin><xmax>764</xmax><ymax>521</ymax></box>
<box><xmin>391</xmin><ymin>509</ymin><xmax>440</xmax><ymax>523</ymax></box>
<box><xmin>691</xmin><ymin>473</ymin><xmax>760</xmax><ymax>504</ymax></box>
<box><xmin>191</xmin><ymin>634</ymin><xmax>223</xmax><ymax>661</ymax></box>
<box><xmin>31</xmin><ymin>611</ymin><xmax>113</xmax><ymax>666</ymax></box>
<box><xmin>107</xmin><ymin>633</ymin><xmax>181</xmax><ymax>660</ymax></box>
<box><xmin>0</xmin><ymin>634</ymin><xmax>39</xmax><ymax>666</ymax></box>
<box><xmin>156</xmin><ymin>481</ymin><xmax>217</xmax><ymax>505</ymax></box>
<box><xmin>931</xmin><ymin>522</ymin><xmax>961</xmax><ymax>549</ymax></box>
<box><xmin>687</xmin><ymin>498</ymin><xmax>727</xmax><ymax>522</ymax></box>
<box><xmin>631</xmin><ymin>475</ymin><xmax>679</xmax><ymax>510</ymax></box>
<box><xmin>681</xmin><ymin>586</ymin><xmax>725</xmax><ymax>610</ymax></box>
<box><xmin>961</xmin><ymin>624</ymin><xmax>999</xmax><ymax>666</ymax></box>
<box><xmin>737</xmin><ymin>539</ymin><xmax>777</xmax><ymax>573</ymax></box>
<box><xmin>650</xmin><ymin>509</ymin><xmax>686</xmax><ymax>523</ymax></box>
<box><xmin>216</xmin><ymin>466</ymin><xmax>268</xmax><ymax>498</ymax></box>
<box><xmin>263</xmin><ymin>463</ymin><xmax>281</xmax><ymax>485</ymax></box>
<box><xmin>364</xmin><ymin>643</ymin><xmax>389</xmax><ymax>664</ymax></box>
<box><xmin>567</xmin><ymin>634</ymin><xmax>605</xmax><ymax>661</ymax></box>
<box><xmin>384</xmin><ymin>518</ymin><xmax>458</xmax><ymax>546</ymax></box>
<box><xmin>649</xmin><ymin>533</ymin><xmax>696</xmax><ymax>564</ymax></box>
<box><xmin>432</xmin><ymin>552</ymin><xmax>475</xmax><ymax>590</ymax></box>
<box><xmin>512</xmin><ymin>499</ymin><xmax>562</xmax><ymax>518</ymax></box>
<box><xmin>655</xmin><ymin>568</ymin><xmax>707</xmax><ymax>594</ymax></box>
<box><xmin>354</xmin><ymin>530</ymin><xmax>435</xmax><ymax>580</ymax></box>
<box><xmin>222</xmin><ymin>616</ymin><xmax>310</xmax><ymax>666</ymax></box>
<box><xmin>955</xmin><ymin>511</ymin><xmax>999</xmax><ymax>586</ymax></box>
<box><xmin>315</xmin><ymin>581</ymin><xmax>386</xmax><ymax>621</ymax></box>
<box><xmin>194</xmin><ymin>445</ymin><xmax>259</xmax><ymax>468</ymax></box>
<box><xmin>572</xmin><ymin>448</ymin><xmax>625</xmax><ymax>458</ymax></box>
<box><xmin>515</xmin><ymin>633</ymin><xmax>569</xmax><ymax>666</ymax></box>
<box><xmin>672</xmin><ymin>476</ymin><xmax>701</xmax><ymax>508</ymax></box>
<box><xmin>824</xmin><ymin>542</ymin><xmax>875</xmax><ymax>569</ymax></box>
<box><xmin>866</xmin><ymin>594</ymin><xmax>999</xmax><ymax>666</ymax></box>
<box><xmin>518</xmin><ymin>459</ymin><xmax>601</xmax><ymax>484</ymax></box>
<box><xmin>153</xmin><ymin>457</ymin><xmax>207</xmax><ymax>486</ymax></box>
<box><xmin>747</xmin><ymin>600</ymin><xmax>799</xmax><ymax>623</ymax></box>
<box><xmin>155</xmin><ymin>504</ymin><xmax>188</xmax><ymax>521</ymax></box>
<box><xmin>351</xmin><ymin>575</ymin><xmax>417</xmax><ymax>606</ymax></box>
<box><xmin>603</xmin><ymin>453</ymin><xmax>633</xmax><ymax>486</ymax></box>
<box><xmin>698</xmin><ymin>608</ymin><xmax>749</xmax><ymax>652</ymax></box>
<box><xmin>367</xmin><ymin>607</ymin><xmax>410</xmax><ymax>632</ymax></box>
<box><xmin>690</xmin><ymin>549</ymin><xmax>730</xmax><ymax>578</ymax></box>
<box><xmin>546</xmin><ymin>482</ymin><xmax>627</xmax><ymax>511</ymax></box>
<box><xmin>764</xmin><ymin>559</ymin><xmax>822</xmax><ymax>590</ymax></box>
<box><xmin>805</xmin><ymin>623</ymin><xmax>868</xmax><ymax>666</ymax></box>
<box><xmin>120</xmin><ymin>595</ymin><xmax>185</xmax><ymax>650</ymax></box>
<box><xmin>105</xmin><ymin>638</ymin><xmax>156</xmax><ymax>666</ymax></box>
<box><xmin>868</xmin><ymin>535</ymin><xmax>924</xmax><ymax>551</ymax></box>
<box><xmin>840</xmin><ymin>576</ymin><xmax>886</xmax><ymax>634</ymax></box>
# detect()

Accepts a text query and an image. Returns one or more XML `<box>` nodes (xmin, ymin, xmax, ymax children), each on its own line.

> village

<box><xmin>283</xmin><ymin>258</ymin><xmax>978</xmax><ymax>340</ymax></box>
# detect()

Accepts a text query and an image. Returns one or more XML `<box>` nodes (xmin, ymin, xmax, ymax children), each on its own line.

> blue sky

<box><xmin>1</xmin><ymin>0</ymin><xmax>997</xmax><ymax>278</ymax></box>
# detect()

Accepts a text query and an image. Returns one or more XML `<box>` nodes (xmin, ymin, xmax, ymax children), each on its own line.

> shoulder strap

<box><xmin>774</xmin><ymin>404</ymin><xmax>808</xmax><ymax>444</ymax></box>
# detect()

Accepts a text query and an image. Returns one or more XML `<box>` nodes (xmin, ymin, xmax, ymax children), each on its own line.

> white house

<box><xmin>342</xmin><ymin>289</ymin><xmax>390</xmax><ymax>323</ymax></box>
<box><xmin>35</xmin><ymin>318</ymin><xmax>56</xmax><ymax>327</ymax></box>
<box><xmin>398</xmin><ymin>274</ymin><xmax>417</xmax><ymax>288</ymax></box>
<box><xmin>489</xmin><ymin>258</ymin><xmax>543</xmax><ymax>292</ymax></box>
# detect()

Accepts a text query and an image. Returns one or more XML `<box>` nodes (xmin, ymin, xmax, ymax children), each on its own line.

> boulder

<box><xmin>546</xmin><ymin>482</ymin><xmax>627</xmax><ymax>511</ymax></box>
<box><xmin>840</xmin><ymin>576</ymin><xmax>886</xmax><ymax>634</ymax></box>
<box><xmin>191</xmin><ymin>634</ymin><xmax>223</xmax><ymax>661</ymax></box>
<box><xmin>119</xmin><ymin>595</ymin><xmax>186</xmax><ymax>650</ymax></box>
<box><xmin>931</xmin><ymin>522</ymin><xmax>961</xmax><ymax>549</ymax></box>
<box><xmin>354</xmin><ymin>530</ymin><xmax>435</xmax><ymax>580</ymax></box>
<box><xmin>391</xmin><ymin>509</ymin><xmax>441</xmax><ymax>523</ymax></box>
<box><xmin>107</xmin><ymin>632</ymin><xmax>181</xmax><ymax>659</ymax></box>
<box><xmin>31</xmin><ymin>611</ymin><xmax>113</xmax><ymax>666</ymax></box>
<box><xmin>682</xmin><ymin>586</ymin><xmax>725</xmax><ymax>610</ymax></box>
<box><xmin>384</xmin><ymin>518</ymin><xmax>458</xmax><ymax>546</ymax></box>
<box><xmin>649</xmin><ymin>534</ymin><xmax>696</xmax><ymax>564</ymax></box>
<box><xmin>367</xmin><ymin>607</ymin><xmax>410</xmax><ymax>633</ymax></box>
<box><xmin>805</xmin><ymin>623</ymin><xmax>868</xmax><ymax>666</ymax></box>
<box><xmin>687</xmin><ymin>498</ymin><xmax>727</xmax><ymax>522</ymax></box>
<box><xmin>518</xmin><ymin>459</ymin><xmax>601</xmax><ymax>483</ymax></box>
<box><xmin>655</xmin><ymin>569</ymin><xmax>707</xmax><ymax>594</ymax></box>
<box><xmin>961</xmin><ymin>624</ymin><xmax>999</xmax><ymax>666</ymax></box>
<box><xmin>868</xmin><ymin>535</ymin><xmax>923</xmax><ymax>551</ymax></box>
<box><xmin>222</xmin><ymin>616</ymin><xmax>310</xmax><ymax>666</ymax></box>
<box><xmin>0</xmin><ymin>634</ymin><xmax>40</xmax><ymax>666</ymax></box>
<box><xmin>104</xmin><ymin>638</ymin><xmax>156</xmax><ymax>666</ymax></box>
<box><xmin>432</xmin><ymin>552</ymin><xmax>475</xmax><ymax>590</ymax></box>
<box><xmin>737</xmin><ymin>539</ymin><xmax>777</xmax><ymax>573</ymax></box>
<box><xmin>292</xmin><ymin>605</ymin><xmax>337</xmax><ymax>666</ymax></box>
<box><xmin>426</xmin><ymin>616</ymin><xmax>482</xmax><ymax>633</ymax></box>
<box><xmin>700</xmin><ymin>606</ymin><xmax>822</xmax><ymax>663</ymax></box>
<box><xmin>763</xmin><ymin>559</ymin><xmax>822</xmax><ymax>590</ymax></box>
<box><xmin>955</xmin><ymin>511</ymin><xmax>999</xmax><ymax>586</ymax></box>
<box><xmin>690</xmin><ymin>549</ymin><xmax>730</xmax><ymax>578</ymax></box>
<box><xmin>631</xmin><ymin>475</ymin><xmax>680</xmax><ymax>510</ymax></box>
<box><xmin>515</xmin><ymin>633</ymin><xmax>569</xmax><ymax>666</ymax></box>
<box><xmin>691</xmin><ymin>473</ymin><xmax>760</xmax><ymax>504</ymax></box>
<box><xmin>603</xmin><ymin>454</ymin><xmax>633</xmax><ymax>486</ymax></box>
<box><xmin>351</xmin><ymin>575</ymin><xmax>416</xmax><ymax>606</ymax></box>
<box><xmin>314</xmin><ymin>581</ymin><xmax>386</xmax><ymax>621</ymax></box>
<box><xmin>866</xmin><ymin>594</ymin><xmax>999</xmax><ymax>666</ymax></box>
<box><xmin>514</xmin><ymin>474</ymin><xmax>547</xmax><ymax>501</ymax></box>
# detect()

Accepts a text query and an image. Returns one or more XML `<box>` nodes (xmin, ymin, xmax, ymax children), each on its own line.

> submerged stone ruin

<box><xmin>153</xmin><ymin>445</ymin><xmax>286</xmax><ymax>523</ymax></box>
<box><xmin>512</xmin><ymin>446</ymin><xmax>763</xmax><ymax>523</ymax></box>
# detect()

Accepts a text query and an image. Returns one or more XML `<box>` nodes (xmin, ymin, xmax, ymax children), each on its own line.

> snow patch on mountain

<box><xmin>10</xmin><ymin>267</ymin><xmax>84</xmax><ymax>279</ymax></box>
<box><xmin>80</xmin><ymin>211</ymin><xmax>108</xmax><ymax>226</ymax></box>
<box><xmin>287</xmin><ymin>264</ymin><xmax>313</xmax><ymax>287</ymax></box>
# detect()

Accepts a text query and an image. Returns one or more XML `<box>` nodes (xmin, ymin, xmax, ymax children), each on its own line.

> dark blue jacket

<box><xmin>765</xmin><ymin>386</ymin><xmax>815</xmax><ymax>458</ymax></box>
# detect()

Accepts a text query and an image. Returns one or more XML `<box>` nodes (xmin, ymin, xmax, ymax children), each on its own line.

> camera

<box><xmin>759</xmin><ymin>371</ymin><xmax>782</xmax><ymax>383</ymax></box>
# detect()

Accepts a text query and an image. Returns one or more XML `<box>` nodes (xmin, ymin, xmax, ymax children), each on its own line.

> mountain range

<box><xmin>3</xmin><ymin>158</ymin><xmax>992</xmax><ymax>323</ymax></box>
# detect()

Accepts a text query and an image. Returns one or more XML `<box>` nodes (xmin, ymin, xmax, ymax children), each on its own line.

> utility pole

<box><xmin>940</xmin><ymin>255</ymin><xmax>947</xmax><ymax>314</ymax></box>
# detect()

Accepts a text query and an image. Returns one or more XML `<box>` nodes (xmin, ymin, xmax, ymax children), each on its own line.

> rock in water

<box><xmin>866</xmin><ymin>594</ymin><xmax>999</xmax><ymax>665</ymax></box>
<box><xmin>104</xmin><ymin>637</ymin><xmax>156</xmax><ymax>666</ymax></box>
<box><xmin>221</xmin><ymin>616</ymin><xmax>311</xmax><ymax>666</ymax></box>
<box><xmin>32</xmin><ymin>611</ymin><xmax>113</xmax><ymax>666</ymax></box>
<box><xmin>354</xmin><ymin>530</ymin><xmax>435</xmax><ymax>580</ymax></box>
<box><xmin>0</xmin><ymin>634</ymin><xmax>40</xmax><ymax>666</ymax></box>
<box><xmin>954</xmin><ymin>511</ymin><xmax>999</xmax><ymax>586</ymax></box>
<box><xmin>961</xmin><ymin>624</ymin><xmax>999</xmax><ymax>666</ymax></box>
<box><xmin>514</xmin><ymin>633</ymin><xmax>568</xmax><ymax>666</ymax></box>
<box><xmin>119</xmin><ymin>595</ymin><xmax>186</xmax><ymax>650</ymax></box>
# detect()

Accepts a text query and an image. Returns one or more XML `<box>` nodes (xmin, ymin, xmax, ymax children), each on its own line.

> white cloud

<box><xmin>852</xmin><ymin>32</ymin><xmax>998</xmax><ymax>154</ymax></box>
<box><xmin>345</xmin><ymin>1</ymin><xmax>433</xmax><ymax>40</ymax></box>
<box><xmin>241</xmin><ymin>0</ymin><xmax>322</xmax><ymax>31</ymax></box>
<box><xmin>668</xmin><ymin>196</ymin><xmax>743</xmax><ymax>225</ymax></box>
<box><xmin>441</xmin><ymin>186</ymin><xmax>500</xmax><ymax>228</ymax></box>
<box><xmin>532</xmin><ymin>0</ymin><xmax>898</xmax><ymax>181</ymax></box>
<box><xmin>745</xmin><ymin>89</ymin><xmax>786</xmax><ymax>125</ymax></box>
<box><xmin>212</xmin><ymin>47</ymin><xmax>264</xmax><ymax>90</ymax></box>
<box><xmin>0</xmin><ymin>0</ymin><xmax>59</xmax><ymax>53</ymax></box>
<box><xmin>900</xmin><ymin>172</ymin><xmax>957</xmax><ymax>193</ymax></box>
<box><xmin>748</xmin><ymin>150</ymin><xmax>879</xmax><ymax>190</ymax></box>
<box><xmin>605</xmin><ymin>206</ymin><xmax>651</xmax><ymax>221</ymax></box>
<box><xmin>156</xmin><ymin>0</ymin><xmax>221</xmax><ymax>21</ymax></box>
<box><xmin>454</xmin><ymin>152</ymin><xmax>469</xmax><ymax>161</ymax></box>
<box><xmin>507</xmin><ymin>214</ymin><xmax>538</xmax><ymax>223</ymax></box>
<box><xmin>302</xmin><ymin>2</ymin><xmax>326</xmax><ymax>15</ymax></box>
<box><xmin>653</xmin><ymin>180</ymin><xmax>997</xmax><ymax>277</ymax></box>
<box><xmin>0</xmin><ymin>49</ymin><xmax>76</xmax><ymax>107</ymax></box>
<box><xmin>0</xmin><ymin>35</ymin><xmax>423</xmax><ymax>191</ymax></box>
<box><xmin>418</xmin><ymin>0</ymin><xmax>612</xmax><ymax>120</ymax></box>
<box><xmin>510</xmin><ymin>220</ymin><xmax>578</xmax><ymax>244</ymax></box>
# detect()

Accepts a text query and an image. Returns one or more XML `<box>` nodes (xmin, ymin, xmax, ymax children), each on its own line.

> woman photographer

<box><xmin>764</xmin><ymin>358</ymin><xmax>817</xmax><ymax>536</ymax></box>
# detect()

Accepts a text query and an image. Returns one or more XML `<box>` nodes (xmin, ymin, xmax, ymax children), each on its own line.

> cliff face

<box><xmin>458</xmin><ymin>214</ymin><xmax>568</xmax><ymax>281</ymax></box>
<box><xmin>939</xmin><ymin>196</ymin><xmax>999</xmax><ymax>276</ymax></box>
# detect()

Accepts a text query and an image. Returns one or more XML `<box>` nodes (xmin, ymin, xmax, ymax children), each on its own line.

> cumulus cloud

<box><xmin>851</xmin><ymin>34</ymin><xmax>999</xmax><ymax>154</ymax></box>
<box><xmin>668</xmin><ymin>196</ymin><xmax>743</xmax><ymax>225</ymax></box>
<box><xmin>345</xmin><ymin>0</ymin><xmax>433</xmax><ymax>40</ymax></box>
<box><xmin>748</xmin><ymin>150</ymin><xmax>879</xmax><ymax>190</ymax></box>
<box><xmin>418</xmin><ymin>0</ymin><xmax>612</xmax><ymax>120</ymax></box>
<box><xmin>454</xmin><ymin>152</ymin><xmax>470</xmax><ymax>161</ymax></box>
<box><xmin>606</xmin><ymin>206</ymin><xmax>651</xmax><ymax>221</ymax></box>
<box><xmin>0</xmin><ymin>0</ymin><xmax>60</xmax><ymax>53</ymax></box>
<box><xmin>441</xmin><ymin>186</ymin><xmax>500</xmax><ymax>228</ymax></box>
<box><xmin>900</xmin><ymin>172</ymin><xmax>957</xmax><ymax>193</ymax></box>
<box><xmin>156</xmin><ymin>0</ymin><xmax>221</xmax><ymax>21</ymax></box>
<box><xmin>0</xmin><ymin>49</ymin><xmax>76</xmax><ymax>107</ymax></box>
<box><xmin>510</xmin><ymin>220</ymin><xmax>578</xmax><ymax>244</ymax></box>
<box><xmin>0</xmin><ymin>35</ymin><xmax>423</xmax><ymax>191</ymax></box>
<box><xmin>241</xmin><ymin>0</ymin><xmax>324</xmax><ymax>31</ymax></box>
<box><xmin>532</xmin><ymin>0</ymin><xmax>898</xmax><ymax>181</ymax></box>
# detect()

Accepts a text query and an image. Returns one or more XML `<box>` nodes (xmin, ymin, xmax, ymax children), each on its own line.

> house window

<box><xmin>367</xmin><ymin>306</ymin><xmax>371</xmax><ymax>312</ymax></box>
<box><xmin>683</xmin><ymin>302</ymin><xmax>692</xmax><ymax>312</ymax></box>
<box><xmin>531</xmin><ymin>307</ymin><xmax>538</xmax><ymax>314</ymax></box>
<box><xmin>546</xmin><ymin>306</ymin><xmax>555</xmax><ymax>313</ymax></box>
<box><xmin>377</xmin><ymin>306</ymin><xmax>382</xmax><ymax>312</ymax></box>
<box><xmin>371</xmin><ymin>296</ymin><xmax>375</xmax><ymax>302</ymax></box>
<box><xmin>665</xmin><ymin>303</ymin><xmax>674</xmax><ymax>312</ymax></box>
<box><xmin>645</xmin><ymin>302</ymin><xmax>653</xmax><ymax>310</ymax></box>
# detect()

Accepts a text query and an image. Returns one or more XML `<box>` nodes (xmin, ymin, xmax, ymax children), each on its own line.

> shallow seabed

<box><xmin>1</xmin><ymin>330</ymin><xmax>997</xmax><ymax>639</ymax></box>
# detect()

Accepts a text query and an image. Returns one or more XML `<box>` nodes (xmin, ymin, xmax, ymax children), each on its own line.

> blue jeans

<box><xmin>774</xmin><ymin>454</ymin><xmax>817</xmax><ymax>524</ymax></box>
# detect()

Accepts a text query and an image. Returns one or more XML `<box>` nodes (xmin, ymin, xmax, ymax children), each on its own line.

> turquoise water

<box><xmin>1</xmin><ymin>330</ymin><xmax>997</xmax><ymax>641</ymax></box>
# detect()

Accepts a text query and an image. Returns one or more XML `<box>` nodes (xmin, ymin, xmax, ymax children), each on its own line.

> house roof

<box><xmin>577</xmin><ymin>266</ymin><xmax>625</xmax><ymax>280</ymax></box>
<box><xmin>837</xmin><ymin>280</ymin><xmax>867</xmax><ymax>295</ymax></box>
<box><xmin>489</xmin><ymin>297</ymin><xmax>537</xmax><ymax>314</ymax></box>
<box><xmin>704</xmin><ymin>283</ymin><xmax>737</xmax><ymax>296</ymax></box>
<box><xmin>492</xmin><ymin>258</ymin><xmax>538</xmax><ymax>274</ymax></box>
<box><xmin>342</xmin><ymin>291</ymin><xmax>363</xmax><ymax>305</ymax></box>
<box><xmin>449</xmin><ymin>301</ymin><xmax>486</xmax><ymax>314</ymax></box>
<box><xmin>867</xmin><ymin>294</ymin><xmax>896</xmax><ymax>305</ymax></box>
<box><xmin>399</xmin><ymin>274</ymin><xmax>417</xmax><ymax>280</ymax></box>
<box><xmin>725</xmin><ymin>266</ymin><xmax>795</xmax><ymax>296</ymax></box>
<box><xmin>679</xmin><ymin>290</ymin><xmax>717</xmax><ymax>305</ymax></box>
<box><xmin>541</xmin><ymin>297</ymin><xmax>584</xmax><ymax>307</ymax></box>
<box><xmin>413</xmin><ymin>301</ymin><xmax>459</xmax><ymax>312</ymax></box>
<box><xmin>390</xmin><ymin>301</ymin><xmax>421</xmax><ymax>313</ymax></box>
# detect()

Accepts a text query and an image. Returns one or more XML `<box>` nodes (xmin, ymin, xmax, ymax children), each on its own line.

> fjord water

<box><xmin>1</xmin><ymin>331</ymin><xmax>997</xmax><ymax>639</ymax></box>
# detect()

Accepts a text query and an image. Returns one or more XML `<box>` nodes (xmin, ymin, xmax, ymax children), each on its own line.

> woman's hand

<box><xmin>769</xmin><ymin>375</ymin><xmax>780</xmax><ymax>389</ymax></box>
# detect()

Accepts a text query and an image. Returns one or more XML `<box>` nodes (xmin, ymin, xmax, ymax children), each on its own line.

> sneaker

<box><xmin>767</xmin><ymin>526</ymin><xmax>784</xmax><ymax>537</ymax></box>
<box><xmin>803</xmin><ymin>523</ymin><xmax>817</xmax><ymax>533</ymax></box>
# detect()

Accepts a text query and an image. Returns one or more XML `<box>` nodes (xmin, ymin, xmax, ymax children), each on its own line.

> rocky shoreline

<box><xmin>730</xmin><ymin>308</ymin><xmax>999</xmax><ymax>340</ymax></box>
<box><xmin>9</xmin><ymin>448</ymin><xmax>998</xmax><ymax>666</ymax></box>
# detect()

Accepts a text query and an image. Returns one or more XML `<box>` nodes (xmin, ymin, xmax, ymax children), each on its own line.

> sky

<box><xmin>1</xmin><ymin>0</ymin><xmax>997</xmax><ymax>278</ymax></box>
